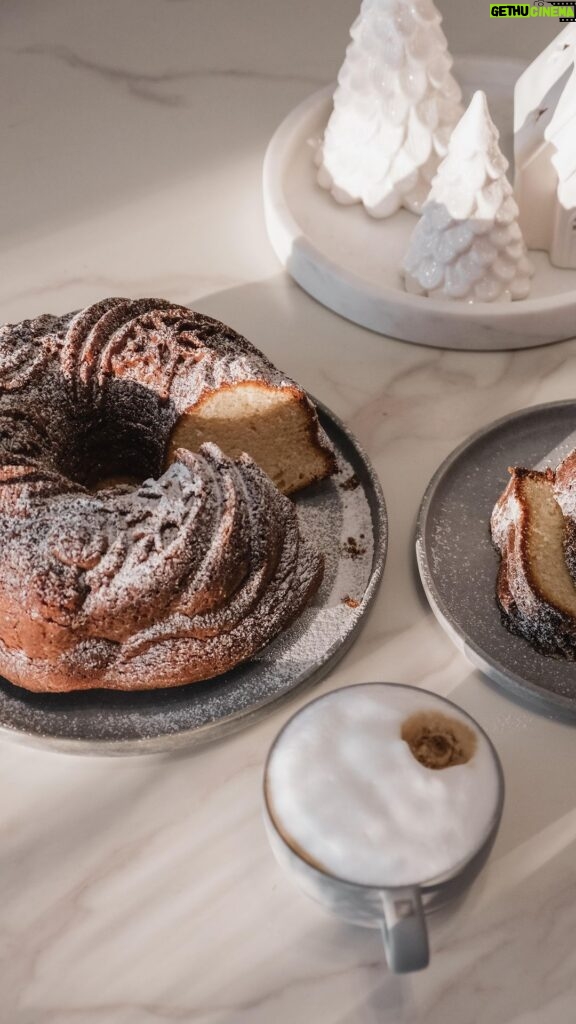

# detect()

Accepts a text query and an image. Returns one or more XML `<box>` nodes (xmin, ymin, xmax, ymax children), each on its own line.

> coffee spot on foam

<box><xmin>401</xmin><ymin>711</ymin><xmax>477</xmax><ymax>770</ymax></box>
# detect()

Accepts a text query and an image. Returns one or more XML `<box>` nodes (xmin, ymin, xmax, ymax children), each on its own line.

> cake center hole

<box><xmin>401</xmin><ymin>711</ymin><xmax>477</xmax><ymax>770</ymax></box>
<box><xmin>75</xmin><ymin>437</ymin><xmax>155</xmax><ymax>491</ymax></box>
<box><xmin>88</xmin><ymin>473</ymin><xmax>142</xmax><ymax>492</ymax></box>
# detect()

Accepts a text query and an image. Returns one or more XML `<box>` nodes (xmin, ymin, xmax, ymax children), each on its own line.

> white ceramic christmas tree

<box><xmin>403</xmin><ymin>91</ymin><xmax>535</xmax><ymax>302</ymax></box>
<box><xmin>316</xmin><ymin>0</ymin><xmax>464</xmax><ymax>218</ymax></box>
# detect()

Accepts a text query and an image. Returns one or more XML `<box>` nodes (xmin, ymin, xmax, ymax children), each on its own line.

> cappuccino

<box><xmin>265</xmin><ymin>684</ymin><xmax>502</xmax><ymax>887</ymax></box>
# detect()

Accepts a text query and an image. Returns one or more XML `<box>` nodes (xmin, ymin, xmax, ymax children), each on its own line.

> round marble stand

<box><xmin>263</xmin><ymin>56</ymin><xmax>576</xmax><ymax>351</ymax></box>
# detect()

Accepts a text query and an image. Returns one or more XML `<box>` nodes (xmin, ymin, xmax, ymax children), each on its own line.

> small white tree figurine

<box><xmin>316</xmin><ymin>0</ymin><xmax>464</xmax><ymax>218</ymax></box>
<box><xmin>403</xmin><ymin>91</ymin><xmax>535</xmax><ymax>302</ymax></box>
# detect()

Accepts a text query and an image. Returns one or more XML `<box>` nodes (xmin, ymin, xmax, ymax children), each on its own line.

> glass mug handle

<box><xmin>380</xmin><ymin>888</ymin><xmax>429</xmax><ymax>973</ymax></box>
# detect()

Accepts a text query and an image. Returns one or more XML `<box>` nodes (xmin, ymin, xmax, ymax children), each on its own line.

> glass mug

<box><xmin>263</xmin><ymin>682</ymin><xmax>504</xmax><ymax>973</ymax></box>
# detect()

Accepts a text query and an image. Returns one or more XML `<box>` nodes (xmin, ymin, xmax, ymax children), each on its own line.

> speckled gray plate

<box><xmin>0</xmin><ymin>403</ymin><xmax>386</xmax><ymax>755</ymax></box>
<box><xmin>416</xmin><ymin>401</ymin><xmax>576</xmax><ymax>723</ymax></box>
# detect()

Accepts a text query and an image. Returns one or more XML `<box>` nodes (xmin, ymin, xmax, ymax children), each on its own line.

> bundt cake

<box><xmin>0</xmin><ymin>297</ymin><xmax>335</xmax><ymax>693</ymax></box>
<box><xmin>490</xmin><ymin>465</ymin><xmax>576</xmax><ymax>657</ymax></box>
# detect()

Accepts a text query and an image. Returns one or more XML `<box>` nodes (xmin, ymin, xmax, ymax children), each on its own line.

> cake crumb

<box><xmin>341</xmin><ymin>536</ymin><xmax>367</xmax><ymax>559</ymax></box>
<box><xmin>340</xmin><ymin>473</ymin><xmax>360</xmax><ymax>492</ymax></box>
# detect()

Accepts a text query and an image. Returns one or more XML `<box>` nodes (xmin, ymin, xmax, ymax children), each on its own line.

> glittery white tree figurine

<box><xmin>403</xmin><ymin>91</ymin><xmax>535</xmax><ymax>302</ymax></box>
<box><xmin>316</xmin><ymin>0</ymin><xmax>464</xmax><ymax>218</ymax></box>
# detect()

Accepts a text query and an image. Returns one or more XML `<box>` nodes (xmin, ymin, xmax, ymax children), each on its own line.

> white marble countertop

<box><xmin>2</xmin><ymin>2</ymin><xmax>576</xmax><ymax>1021</ymax></box>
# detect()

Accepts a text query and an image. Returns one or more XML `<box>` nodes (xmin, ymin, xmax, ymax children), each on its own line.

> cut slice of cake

<box><xmin>490</xmin><ymin>467</ymin><xmax>576</xmax><ymax>657</ymax></box>
<box><xmin>553</xmin><ymin>448</ymin><xmax>576</xmax><ymax>583</ymax></box>
<box><xmin>167</xmin><ymin>381</ymin><xmax>336</xmax><ymax>496</ymax></box>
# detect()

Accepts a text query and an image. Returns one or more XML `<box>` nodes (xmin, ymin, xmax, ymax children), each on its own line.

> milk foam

<box><xmin>266</xmin><ymin>685</ymin><xmax>502</xmax><ymax>887</ymax></box>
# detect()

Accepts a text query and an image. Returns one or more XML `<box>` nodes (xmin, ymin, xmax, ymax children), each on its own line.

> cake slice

<box><xmin>553</xmin><ymin>449</ymin><xmax>576</xmax><ymax>583</ymax></box>
<box><xmin>490</xmin><ymin>467</ymin><xmax>576</xmax><ymax>657</ymax></box>
<box><xmin>168</xmin><ymin>382</ymin><xmax>335</xmax><ymax>496</ymax></box>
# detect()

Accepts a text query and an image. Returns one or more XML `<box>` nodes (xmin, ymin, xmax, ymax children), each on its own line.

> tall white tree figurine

<box><xmin>403</xmin><ymin>91</ymin><xmax>535</xmax><ymax>302</ymax></box>
<box><xmin>316</xmin><ymin>0</ymin><xmax>464</xmax><ymax>218</ymax></box>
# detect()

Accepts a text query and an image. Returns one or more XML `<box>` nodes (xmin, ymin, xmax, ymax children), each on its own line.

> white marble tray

<box><xmin>263</xmin><ymin>56</ymin><xmax>576</xmax><ymax>350</ymax></box>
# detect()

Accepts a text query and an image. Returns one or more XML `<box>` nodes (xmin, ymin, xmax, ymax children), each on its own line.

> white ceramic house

<box><xmin>514</xmin><ymin>25</ymin><xmax>576</xmax><ymax>270</ymax></box>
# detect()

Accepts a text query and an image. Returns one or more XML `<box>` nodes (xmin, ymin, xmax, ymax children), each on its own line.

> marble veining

<box><xmin>2</xmin><ymin>0</ymin><xmax>576</xmax><ymax>1021</ymax></box>
<box><xmin>16</xmin><ymin>44</ymin><xmax>325</xmax><ymax>108</ymax></box>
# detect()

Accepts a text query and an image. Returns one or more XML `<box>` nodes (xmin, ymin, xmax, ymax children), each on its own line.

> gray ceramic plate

<box><xmin>0</xmin><ymin>403</ymin><xmax>387</xmax><ymax>755</ymax></box>
<box><xmin>416</xmin><ymin>401</ymin><xmax>576</xmax><ymax>723</ymax></box>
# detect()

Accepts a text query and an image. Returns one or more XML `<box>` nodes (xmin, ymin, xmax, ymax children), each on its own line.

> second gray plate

<box><xmin>416</xmin><ymin>401</ymin><xmax>576</xmax><ymax>722</ymax></box>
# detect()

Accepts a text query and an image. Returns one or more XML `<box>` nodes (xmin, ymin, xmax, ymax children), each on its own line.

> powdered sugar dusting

<box><xmin>256</xmin><ymin>447</ymin><xmax>376</xmax><ymax>675</ymax></box>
